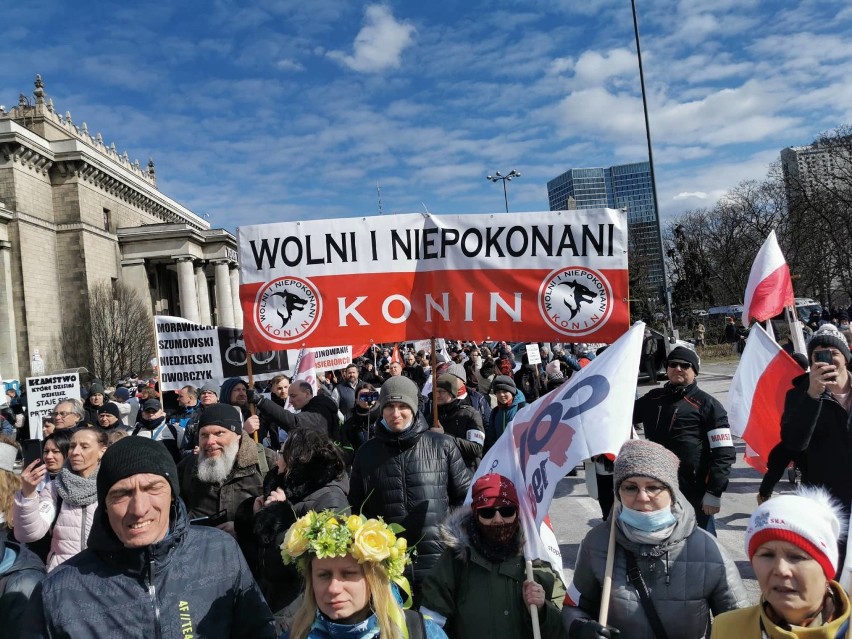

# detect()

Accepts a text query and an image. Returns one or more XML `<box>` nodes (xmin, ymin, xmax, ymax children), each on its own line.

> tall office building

<box><xmin>547</xmin><ymin>161</ymin><xmax>664</xmax><ymax>291</ymax></box>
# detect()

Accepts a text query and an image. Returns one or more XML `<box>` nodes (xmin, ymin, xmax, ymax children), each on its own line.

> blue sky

<box><xmin>3</xmin><ymin>0</ymin><xmax>851</xmax><ymax>232</ymax></box>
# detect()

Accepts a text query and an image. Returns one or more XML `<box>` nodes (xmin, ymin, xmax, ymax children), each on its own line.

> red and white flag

<box><xmin>727</xmin><ymin>324</ymin><xmax>801</xmax><ymax>472</ymax></box>
<box><xmin>741</xmin><ymin>230</ymin><xmax>795</xmax><ymax>326</ymax></box>
<box><xmin>467</xmin><ymin>322</ymin><xmax>644</xmax><ymax>580</ymax></box>
<box><xmin>292</xmin><ymin>348</ymin><xmax>318</xmax><ymax>395</ymax></box>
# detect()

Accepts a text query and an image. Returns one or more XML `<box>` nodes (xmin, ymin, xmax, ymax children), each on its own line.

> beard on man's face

<box><xmin>197</xmin><ymin>437</ymin><xmax>240</xmax><ymax>484</ymax></box>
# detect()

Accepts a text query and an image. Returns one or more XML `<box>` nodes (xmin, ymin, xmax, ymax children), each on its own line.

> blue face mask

<box><xmin>618</xmin><ymin>504</ymin><xmax>676</xmax><ymax>532</ymax></box>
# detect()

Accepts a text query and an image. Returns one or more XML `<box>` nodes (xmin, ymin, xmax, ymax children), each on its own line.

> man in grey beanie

<box><xmin>26</xmin><ymin>436</ymin><xmax>275</xmax><ymax>637</ymax></box>
<box><xmin>349</xmin><ymin>374</ymin><xmax>471</xmax><ymax>599</ymax></box>
<box><xmin>633</xmin><ymin>344</ymin><xmax>734</xmax><ymax>536</ymax></box>
<box><xmin>782</xmin><ymin>322</ymin><xmax>852</xmax><ymax>566</ymax></box>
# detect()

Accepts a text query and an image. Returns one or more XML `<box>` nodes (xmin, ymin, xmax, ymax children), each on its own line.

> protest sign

<box><xmin>525</xmin><ymin>343</ymin><xmax>542</xmax><ymax>365</ymax></box>
<box><xmin>155</xmin><ymin>316</ymin><xmax>353</xmax><ymax>391</ymax></box>
<box><xmin>26</xmin><ymin>373</ymin><xmax>80</xmax><ymax>439</ymax></box>
<box><xmin>238</xmin><ymin>209</ymin><xmax>629</xmax><ymax>351</ymax></box>
<box><xmin>155</xmin><ymin>316</ymin><xmax>290</xmax><ymax>391</ymax></box>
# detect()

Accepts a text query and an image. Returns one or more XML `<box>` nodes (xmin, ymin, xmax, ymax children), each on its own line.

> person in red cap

<box><xmin>420</xmin><ymin>473</ymin><xmax>568</xmax><ymax>639</ymax></box>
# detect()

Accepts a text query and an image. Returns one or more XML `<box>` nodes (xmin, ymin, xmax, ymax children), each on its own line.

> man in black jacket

<box><xmin>0</xmin><ymin>534</ymin><xmax>45</xmax><ymax>638</ymax></box>
<box><xmin>348</xmin><ymin>376</ymin><xmax>471</xmax><ymax>599</ymax></box>
<box><xmin>25</xmin><ymin>436</ymin><xmax>275</xmax><ymax>638</ymax></box>
<box><xmin>429</xmin><ymin>373</ymin><xmax>485</xmax><ymax>471</ymax></box>
<box><xmin>781</xmin><ymin>324</ymin><xmax>852</xmax><ymax>570</ymax></box>
<box><xmin>252</xmin><ymin>379</ymin><xmax>339</xmax><ymax>438</ymax></box>
<box><xmin>633</xmin><ymin>346</ymin><xmax>735</xmax><ymax>535</ymax></box>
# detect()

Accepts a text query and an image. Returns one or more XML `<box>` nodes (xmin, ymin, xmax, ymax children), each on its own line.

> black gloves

<box><xmin>569</xmin><ymin>619</ymin><xmax>620</xmax><ymax>639</ymax></box>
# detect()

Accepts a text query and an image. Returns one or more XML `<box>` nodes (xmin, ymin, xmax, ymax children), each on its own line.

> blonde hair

<box><xmin>0</xmin><ymin>435</ymin><xmax>21</xmax><ymax>526</ymax></box>
<box><xmin>289</xmin><ymin>557</ymin><xmax>403</xmax><ymax>639</ymax></box>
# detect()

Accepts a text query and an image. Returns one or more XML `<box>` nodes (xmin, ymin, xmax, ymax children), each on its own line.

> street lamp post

<box><xmin>486</xmin><ymin>170</ymin><xmax>521</xmax><ymax>213</ymax></box>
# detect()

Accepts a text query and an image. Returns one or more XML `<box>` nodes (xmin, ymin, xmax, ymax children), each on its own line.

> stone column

<box><xmin>121</xmin><ymin>258</ymin><xmax>152</xmax><ymax>316</ymax></box>
<box><xmin>0</xmin><ymin>242</ymin><xmax>20</xmax><ymax>380</ymax></box>
<box><xmin>213</xmin><ymin>260</ymin><xmax>236</xmax><ymax>328</ymax></box>
<box><xmin>229</xmin><ymin>265</ymin><xmax>243</xmax><ymax>329</ymax></box>
<box><xmin>175</xmin><ymin>256</ymin><xmax>199</xmax><ymax>323</ymax></box>
<box><xmin>195</xmin><ymin>263</ymin><xmax>212</xmax><ymax>326</ymax></box>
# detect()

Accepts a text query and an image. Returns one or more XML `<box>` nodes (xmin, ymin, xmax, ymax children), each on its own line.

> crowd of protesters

<box><xmin>0</xmin><ymin>333</ymin><xmax>851</xmax><ymax>639</ymax></box>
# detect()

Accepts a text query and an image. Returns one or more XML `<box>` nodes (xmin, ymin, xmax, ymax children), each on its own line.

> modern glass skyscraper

<box><xmin>546</xmin><ymin>161</ymin><xmax>665</xmax><ymax>291</ymax></box>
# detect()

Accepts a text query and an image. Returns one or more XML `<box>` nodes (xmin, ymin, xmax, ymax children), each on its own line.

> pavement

<box><xmin>549</xmin><ymin>360</ymin><xmax>769</xmax><ymax>601</ymax></box>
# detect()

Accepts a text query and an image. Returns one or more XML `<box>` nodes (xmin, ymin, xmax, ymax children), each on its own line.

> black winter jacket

<box><xmin>348</xmin><ymin>413</ymin><xmax>472</xmax><ymax>585</ymax></box>
<box><xmin>0</xmin><ymin>537</ymin><xmax>45</xmax><ymax>639</ymax></box>
<box><xmin>633</xmin><ymin>382</ymin><xmax>735</xmax><ymax>505</ymax></box>
<box><xmin>24</xmin><ymin>498</ymin><xmax>274</xmax><ymax>638</ymax></box>
<box><xmin>781</xmin><ymin>373</ymin><xmax>852</xmax><ymax>508</ymax></box>
<box><xmin>429</xmin><ymin>399</ymin><xmax>485</xmax><ymax>471</ymax></box>
<box><xmin>254</xmin><ymin>393</ymin><xmax>339</xmax><ymax>438</ymax></box>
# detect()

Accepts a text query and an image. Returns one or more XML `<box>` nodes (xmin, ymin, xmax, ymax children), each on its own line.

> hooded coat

<box><xmin>420</xmin><ymin>508</ymin><xmax>568</xmax><ymax>639</ymax></box>
<box><xmin>23</xmin><ymin>498</ymin><xmax>275</xmax><ymax>638</ymax></box>
<box><xmin>254</xmin><ymin>392</ymin><xmax>340</xmax><ymax>438</ymax></box>
<box><xmin>0</xmin><ymin>537</ymin><xmax>45</xmax><ymax>638</ymax></box>
<box><xmin>348</xmin><ymin>412</ymin><xmax>471</xmax><ymax>586</ymax></box>
<box><xmin>485</xmin><ymin>389</ymin><xmax>526</xmax><ymax>453</ymax></box>
<box><xmin>563</xmin><ymin>492</ymin><xmax>749</xmax><ymax>639</ymax></box>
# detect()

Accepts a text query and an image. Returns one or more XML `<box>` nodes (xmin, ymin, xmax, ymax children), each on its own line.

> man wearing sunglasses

<box><xmin>632</xmin><ymin>346</ymin><xmax>735</xmax><ymax>536</ymax></box>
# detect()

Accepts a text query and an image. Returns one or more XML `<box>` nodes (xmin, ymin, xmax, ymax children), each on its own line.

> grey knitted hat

<box><xmin>613</xmin><ymin>439</ymin><xmax>680</xmax><ymax>499</ymax></box>
<box><xmin>490</xmin><ymin>375</ymin><xmax>517</xmax><ymax>395</ymax></box>
<box><xmin>808</xmin><ymin>324</ymin><xmax>852</xmax><ymax>364</ymax></box>
<box><xmin>379</xmin><ymin>376</ymin><xmax>419</xmax><ymax>413</ymax></box>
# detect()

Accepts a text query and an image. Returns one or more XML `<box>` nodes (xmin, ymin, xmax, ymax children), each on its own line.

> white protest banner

<box><xmin>26</xmin><ymin>373</ymin><xmax>80</xmax><ymax>439</ymax></box>
<box><xmin>155</xmin><ymin>316</ymin><xmax>291</xmax><ymax>391</ymax></box>
<box><xmin>469</xmin><ymin>322</ymin><xmax>644</xmax><ymax>578</ymax></box>
<box><xmin>312</xmin><ymin>345</ymin><xmax>353</xmax><ymax>373</ymax></box>
<box><xmin>238</xmin><ymin>209</ymin><xmax>629</xmax><ymax>351</ymax></box>
<box><xmin>525</xmin><ymin>343</ymin><xmax>542</xmax><ymax>365</ymax></box>
<box><xmin>155</xmin><ymin>316</ymin><xmax>355</xmax><ymax>391</ymax></box>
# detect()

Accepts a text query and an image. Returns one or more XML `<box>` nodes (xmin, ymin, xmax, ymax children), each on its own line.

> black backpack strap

<box><xmin>404</xmin><ymin>609</ymin><xmax>426</xmax><ymax>639</ymax></box>
<box><xmin>625</xmin><ymin>552</ymin><xmax>669</xmax><ymax>639</ymax></box>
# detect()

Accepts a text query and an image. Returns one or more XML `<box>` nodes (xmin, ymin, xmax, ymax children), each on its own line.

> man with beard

<box><xmin>178</xmin><ymin>403</ymin><xmax>275</xmax><ymax>536</ymax></box>
<box><xmin>334</xmin><ymin>363</ymin><xmax>362</xmax><ymax>422</ymax></box>
<box><xmin>180</xmin><ymin>381</ymin><xmax>220</xmax><ymax>457</ymax></box>
<box><xmin>132</xmin><ymin>399</ymin><xmax>184</xmax><ymax>463</ymax></box>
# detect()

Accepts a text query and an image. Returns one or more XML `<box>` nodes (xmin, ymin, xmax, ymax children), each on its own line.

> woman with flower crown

<box><xmin>281</xmin><ymin>509</ymin><xmax>447</xmax><ymax>639</ymax></box>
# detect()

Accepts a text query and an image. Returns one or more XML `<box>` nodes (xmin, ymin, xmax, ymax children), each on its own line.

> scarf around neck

<box><xmin>55</xmin><ymin>466</ymin><xmax>99</xmax><ymax>506</ymax></box>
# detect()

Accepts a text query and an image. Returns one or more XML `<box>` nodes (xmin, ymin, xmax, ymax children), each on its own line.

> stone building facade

<box><xmin>0</xmin><ymin>76</ymin><xmax>242</xmax><ymax>381</ymax></box>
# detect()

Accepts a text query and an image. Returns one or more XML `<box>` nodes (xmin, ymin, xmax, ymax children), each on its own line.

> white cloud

<box><xmin>326</xmin><ymin>5</ymin><xmax>415</xmax><ymax>73</ymax></box>
<box><xmin>275</xmin><ymin>58</ymin><xmax>305</xmax><ymax>72</ymax></box>
<box><xmin>571</xmin><ymin>48</ymin><xmax>637</xmax><ymax>87</ymax></box>
<box><xmin>673</xmin><ymin>191</ymin><xmax>708</xmax><ymax>200</ymax></box>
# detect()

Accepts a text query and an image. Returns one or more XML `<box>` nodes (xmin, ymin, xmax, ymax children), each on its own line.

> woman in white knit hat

<box><xmin>712</xmin><ymin>486</ymin><xmax>850</xmax><ymax>638</ymax></box>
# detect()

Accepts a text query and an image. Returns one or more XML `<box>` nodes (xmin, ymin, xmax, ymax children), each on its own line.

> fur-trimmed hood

<box><xmin>438</xmin><ymin>506</ymin><xmax>525</xmax><ymax>561</ymax></box>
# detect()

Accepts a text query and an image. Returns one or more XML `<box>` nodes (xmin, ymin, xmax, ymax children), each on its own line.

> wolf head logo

<box><xmin>558</xmin><ymin>280</ymin><xmax>597</xmax><ymax>320</ymax></box>
<box><xmin>269</xmin><ymin>291</ymin><xmax>307</xmax><ymax>328</ymax></box>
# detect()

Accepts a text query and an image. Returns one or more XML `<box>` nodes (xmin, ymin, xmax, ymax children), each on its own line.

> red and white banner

<box><xmin>727</xmin><ymin>324</ymin><xmax>801</xmax><ymax>472</ymax></box>
<box><xmin>741</xmin><ymin>230</ymin><xmax>795</xmax><ymax>325</ymax></box>
<box><xmin>467</xmin><ymin>321</ymin><xmax>644</xmax><ymax>579</ymax></box>
<box><xmin>238</xmin><ymin>210</ymin><xmax>629</xmax><ymax>351</ymax></box>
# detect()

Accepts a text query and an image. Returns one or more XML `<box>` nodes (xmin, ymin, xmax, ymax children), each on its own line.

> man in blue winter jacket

<box><xmin>23</xmin><ymin>436</ymin><xmax>275</xmax><ymax>638</ymax></box>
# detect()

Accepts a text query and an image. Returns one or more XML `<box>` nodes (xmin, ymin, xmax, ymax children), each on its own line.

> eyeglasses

<box><xmin>619</xmin><ymin>484</ymin><xmax>667</xmax><ymax>498</ymax></box>
<box><xmin>667</xmin><ymin>361</ymin><xmax>692</xmax><ymax>371</ymax></box>
<box><xmin>52</xmin><ymin>411</ymin><xmax>74</xmax><ymax>418</ymax></box>
<box><xmin>477</xmin><ymin>506</ymin><xmax>517</xmax><ymax>519</ymax></box>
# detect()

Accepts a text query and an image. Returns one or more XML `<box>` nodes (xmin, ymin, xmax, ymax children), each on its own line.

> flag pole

<box><xmin>785</xmin><ymin>306</ymin><xmax>807</xmax><ymax>354</ymax></box>
<box><xmin>598</xmin><ymin>514</ymin><xmax>618</xmax><ymax>626</ymax></box>
<box><xmin>525</xmin><ymin>560</ymin><xmax>543</xmax><ymax>639</ymax></box>
<box><xmin>430</xmin><ymin>337</ymin><xmax>439</xmax><ymax>428</ymax></box>
<box><xmin>245</xmin><ymin>348</ymin><xmax>259</xmax><ymax>443</ymax></box>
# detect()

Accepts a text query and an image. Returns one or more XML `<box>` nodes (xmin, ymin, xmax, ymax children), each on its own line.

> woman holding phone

<box><xmin>13</xmin><ymin>428</ymin><xmax>108</xmax><ymax>571</ymax></box>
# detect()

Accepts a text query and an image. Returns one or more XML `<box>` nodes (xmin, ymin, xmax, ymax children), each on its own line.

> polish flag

<box><xmin>741</xmin><ymin>230</ymin><xmax>795</xmax><ymax>325</ymax></box>
<box><xmin>727</xmin><ymin>324</ymin><xmax>802</xmax><ymax>472</ymax></box>
<box><xmin>292</xmin><ymin>348</ymin><xmax>318</xmax><ymax>395</ymax></box>
<box><xmin>390</xmin><ymin>344</ymin><xmax>402</xmax><ymax>364</ymax></box>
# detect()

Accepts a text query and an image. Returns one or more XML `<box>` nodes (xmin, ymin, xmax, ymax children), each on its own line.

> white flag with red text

<box><xmin>741</xmin><ymin>230</ymin><xmax>795</xmax><ymax>325</ymax></box>
<box><xmin>467</xmin><ymin>322</ymin><xmax>644</xmax><ymax>579</ymax></box>
<box><xmin>727</xmin><ymin>324</ymin><xmax>801</xmax><ymax>472</ymax></box>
